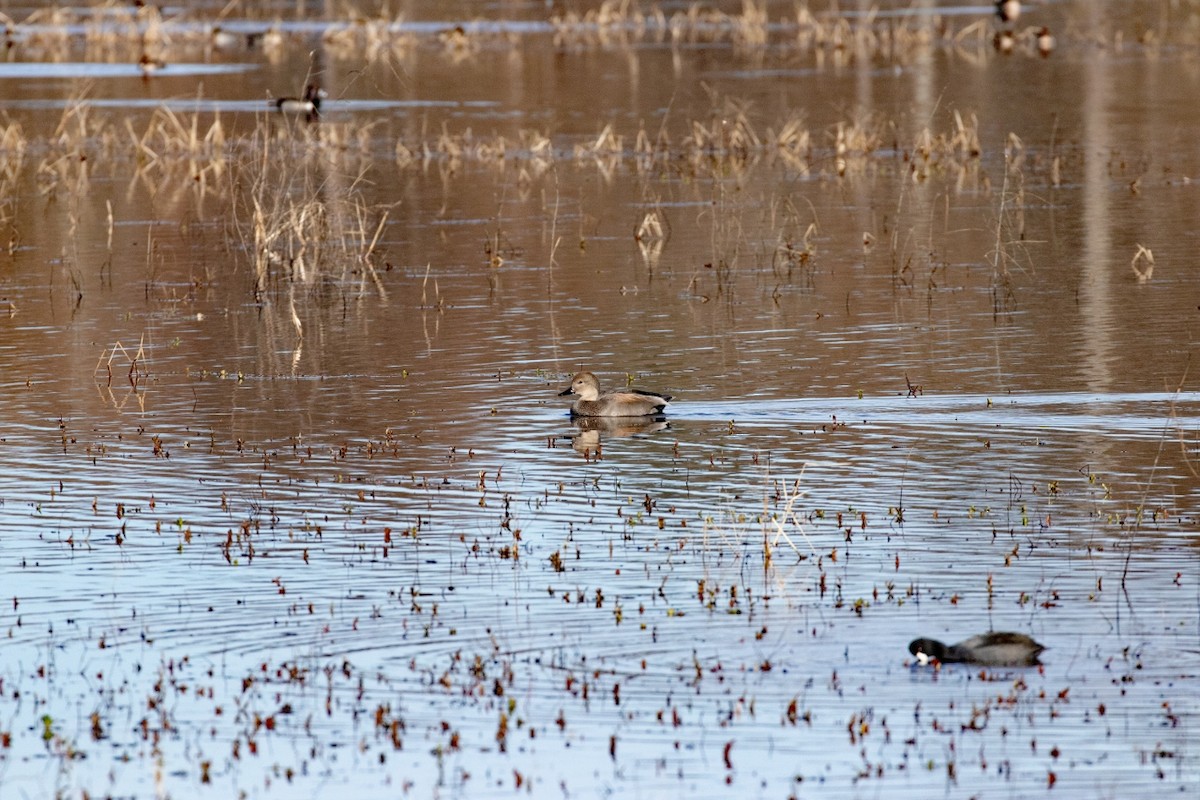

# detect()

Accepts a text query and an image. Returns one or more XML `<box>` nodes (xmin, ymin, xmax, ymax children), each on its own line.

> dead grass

<box><xmin>0</xmin><ymin>117</ymin><xmax>26</xmax><ymax>182</ymax></box>
<box><xmin>229</xmin><ymin>120</ymin><xmax>391</xmax><ymax>322</ymax></box>
<box><xmin>0</xmin><ymin>0</ymin><xmax>1194</xmax><ymax>74</ymax></box>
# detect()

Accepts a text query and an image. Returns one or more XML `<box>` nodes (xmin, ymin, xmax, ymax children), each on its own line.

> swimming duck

<box><xmin>138</xmin><ymin>53</ymin><xmax>165</xmax><ymax>78</ymax></box>
<box><xmin>993</xmin><ymin>29</ymin><xmax>1015</xmax><ymax>54</ymax></box>
<box><xmin>272</xmin><ymin>84</ymin><xmax>324</xmax><ymax>120</ymax></box>
<box><xmin>558</xmin><ymin>371</ymin><xmax>671</xmax><ymax>417</ymax></box>
<box><xmin>1036</xmin><ymin>27</ymin><xmax>1055</xmax><ymax>58</ymax></box>
<box><xmin>209</xmin><ymin>25</ymin><xmax>242</xmax><ymax>50</ymax></box>
<box><xmin>909</xmin><ymin>632</ymin><xmax>1045</xmax><ymax>667</ymax></box>
<box><xmin>995</xmin><ymin>0</ymin><xmax>1020</xmax><ymax>23</ymax></box>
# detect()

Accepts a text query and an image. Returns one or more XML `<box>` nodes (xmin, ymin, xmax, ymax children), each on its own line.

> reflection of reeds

<box><xmin>762</xmin><ymin>476</ymin><xmax>816</xmax><ymax>570</ymax></box>
<box><xmin>989</xmin><ymin>136</ymin><xmax>1034</xmax><ymax>313</ymax></box>
<box><xmin>6</xmin><ymin>84</ymin><xmax>1041</xmax><ymax>204</ymax></box>
<box><xmin>685</xmin><ymin>99</ymin><xmax>761</xmax><ymax>161</ymax></box>
<box><xmin>1130</xmin><ymin>245</ymin><xmax>1154</xmax><ymax>283</ymax></box>
<box><xmin>227</xmin><ymin>121</ymin><xmax>391</xmax><ymax>341</ymax></box>
<box><xmin>129</xmin><ymin>106</ymin><xmax>227</xmax><ymax>191</ymax></box>
<box><xmin>0</xmin><ymin>1</ymin><xmax>1194</xmax><ymax>69</ymax></box>
<box><xmin>574</xmin><ymin>123</ymin><xmax>624</xmax><ymax>180</ymax></box>
<box><xmin>771</xmin><ymin>212</ymin><xmax>818</xmax><ymax>284</ymax></box>
<box><xmin>2</xmin><ymin>84</ymin><xmax>1051</xmax><ymax>317</ymax></box>
<box><xmin>323</xmin><ymin>12</ymin><xmax>416</xmax><ymax>64</ymax></box>
<box><xmin>95</xmin><ymin>335</ymin><xmax>149</xmax><ymax>389</ymax></box>
<box><xmin>0</xmin><ymin>118</ymin><xmax>26</xmax><ymax>184</ymax></box>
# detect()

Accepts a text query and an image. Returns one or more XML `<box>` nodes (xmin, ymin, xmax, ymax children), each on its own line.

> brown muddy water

<box><xmin>1</xmin><ymin>0</ymin><xmax>1199</xmax><ymax>797</ymax></box>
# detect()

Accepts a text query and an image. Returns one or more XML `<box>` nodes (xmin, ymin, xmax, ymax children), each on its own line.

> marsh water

<box><xmin>1</xmin><ymin>0</ymin><xmax>1200</xmax><ymax>797</ymax></box>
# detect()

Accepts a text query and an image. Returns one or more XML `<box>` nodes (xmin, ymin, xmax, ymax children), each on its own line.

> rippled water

<box><xmin>1</xmin><ymin>1</ymin><xmax>1199</xmax><ymax>797</ymax></box>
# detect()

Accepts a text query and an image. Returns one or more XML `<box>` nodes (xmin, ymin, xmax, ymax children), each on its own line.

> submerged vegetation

<box><xmin>3</xmin><ymin>388</ymin><xmax>1196</xmax><ymax>798</ymax></box>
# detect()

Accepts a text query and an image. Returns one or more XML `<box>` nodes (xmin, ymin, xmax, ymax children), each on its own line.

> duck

<box><xmin>209</xmin><ymin>25</ymin><xmax>242</xmax><ymax>50</ymax></box>
<box><xmin>995</xmin><ymin>0</ymin><xmax>1020</xmax><ymax>23</ymax></box>
<box><xmin>138</xmin><ymin>53</ymin><xmax>165</xmax><ymax>78</ymax></box>
<box><xmin>272</xmin><ymin>84</ymin><xmax>324</xmax><ymax>120</ymax></box>
<box><xmin>1036</xmin><ymin>27</ymin><xmax>1055</xmax><ymax>58</ymax></box>
<box><xmin>909</xmin><ymin>632</ymin><xmax>1045</xmax><ymax>667</ymax></box>
<box><xmin>558</xmin><ymin>371</ymin><xmax>671</xmax><ymax>417</ymax></box>
<box><xmin>993</xmin><ymin>29</ymin><xmax>1015</xmax><ymax>54</ymax></box>
<box><xmin>248</xmin><ymin>26</ymin><xmax>284</xmax><ymax>53</ymax></box>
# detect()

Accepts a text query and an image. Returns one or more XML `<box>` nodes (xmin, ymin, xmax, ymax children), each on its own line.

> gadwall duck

<box><xmin>558</xmin><ymin>371</ymin><xmax>671</xmax><ymax>417</ymax></box>
<box><xmin>909</xmin><ymin>632</ymin><xmax>1045</xmax><ymax>667</ymax></box>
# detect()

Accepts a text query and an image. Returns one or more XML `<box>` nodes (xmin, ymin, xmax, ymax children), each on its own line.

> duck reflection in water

<box><xmin>566</xmin><ymin>415</ymin><xmax>670</xmax><ymax>457</ymax></box>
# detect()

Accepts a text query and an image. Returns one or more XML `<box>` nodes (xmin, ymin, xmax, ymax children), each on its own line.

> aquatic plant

<box><xmin>227</xmin><ymin>119</ymin><xmax>392</xmax><ymax>325</ymax></box>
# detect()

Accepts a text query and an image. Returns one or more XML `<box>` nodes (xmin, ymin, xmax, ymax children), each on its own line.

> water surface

<box><xmin>1</xmin><ymin>1</ymin><xmax>1199</xmax><ymax>797</ymax></box>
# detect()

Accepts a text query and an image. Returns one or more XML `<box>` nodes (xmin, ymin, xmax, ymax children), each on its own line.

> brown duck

<box><xmin>558</xmin><ymin>371</ymin><xmax>671</xmax><ymax>417</ymax></box>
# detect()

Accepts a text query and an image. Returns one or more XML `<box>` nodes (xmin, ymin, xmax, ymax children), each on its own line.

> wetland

<box><xmin>1</xmin><ymin>1</ymin><xmax>1199</xmax><ymax>797</ymax></box>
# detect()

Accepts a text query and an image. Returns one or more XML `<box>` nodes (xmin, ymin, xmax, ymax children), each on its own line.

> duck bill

<box><xmin>558</xmin><ymin>387</ymin><xmax>576</xmax><ymax>397</ymax></box>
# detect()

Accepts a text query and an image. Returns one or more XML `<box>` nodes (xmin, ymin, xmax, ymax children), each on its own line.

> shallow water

<box><xmin>1</xmin><ymin>1</ymin><xmax>1199</xmax><ymax>797</ymax></box>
